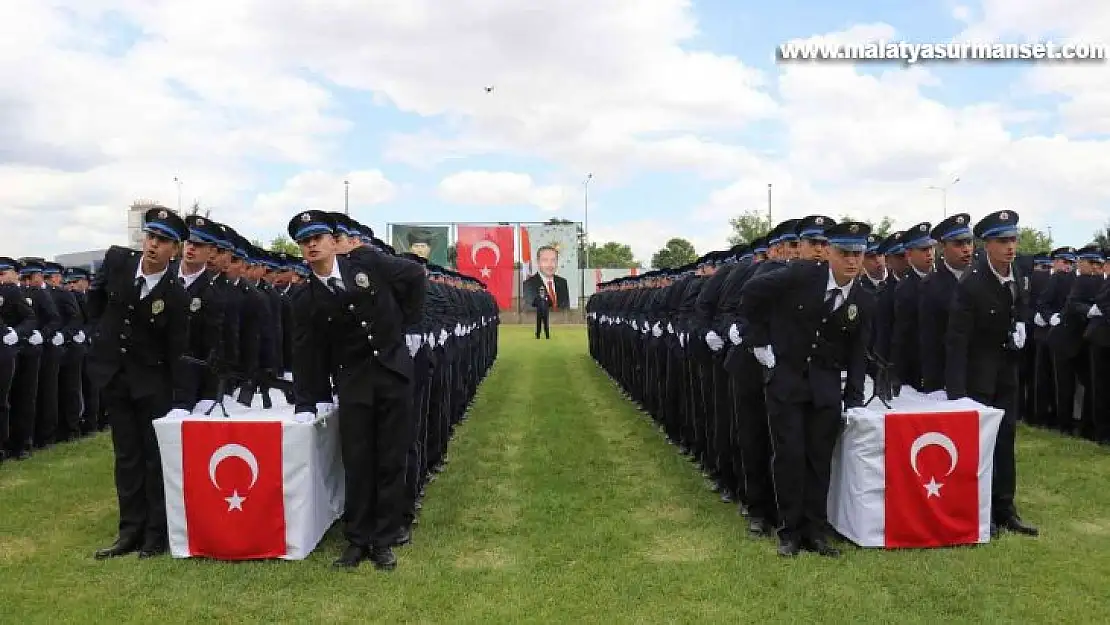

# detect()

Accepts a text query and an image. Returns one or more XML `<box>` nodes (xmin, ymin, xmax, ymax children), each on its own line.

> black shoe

<box><xmin>990</xmin><ymin>522</ymin><xmax>999</xmax><ymax>538</ymax></box>
<box><xmin>138</xmin><ymin>541</ymin><xmax>168</xmax><ymax>559</ymax></box>
<box><xmin>94</xmin><ymin>537</ymin><xmax>140</xmax><ymax>560</ymax></box>
<box><xmin>777</xmin><ymin>535</ymin><xmax>801</xmax><ymax>557</ymax></box>
<box><xmin>15</xmin><ymin>449</ymin><xmax>31</xmax><ymax>461</ymax></box>
<box><xmin>394</xmin><ymin>528</ymin><xmax>412</xmax><ymax>547</ymax></box>
<box><xmin>332</xmin><ymin>544</ymin><xmax>369</xmax><ymax>569</ymax></box>
<box><xmin>720</xmin><ymin>490</ymin><xmax>734</xmax><ymax>504</ymax></box>
<box><xmin>803</xmin><ymin>536</ymin><xmax>840</xmax><ymax>558</ymax></box>
<box><xmin>1000</xmin><ymin>516</ymin><xmax>1039</xmax><ymax>536</ymax></box>
<box><xmin>370</xmin><ymin>546</ymin><xmax>397</xmax><ymax>570</ymax></box>
<box><xmin>748</xmin><ymin>517</ymin><xmax>771</xmax><ymax>537</ymax></box>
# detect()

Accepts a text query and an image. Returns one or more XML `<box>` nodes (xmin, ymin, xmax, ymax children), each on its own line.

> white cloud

<box><xmin>248</xmin><ymin>170</ymin><xmax>396</xmax><ymax>237</ymax></box>
<box><xmin>438</xmin><ymin>171</ymin><xmax>570</xmax><ymax>212</ymax></box>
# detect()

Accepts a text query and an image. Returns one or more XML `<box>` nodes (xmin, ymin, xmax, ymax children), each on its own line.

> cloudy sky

<box><xmin>2</xmin><ymin>0</ymin><xmax>1108</xmax><ymax>262</ymax></box>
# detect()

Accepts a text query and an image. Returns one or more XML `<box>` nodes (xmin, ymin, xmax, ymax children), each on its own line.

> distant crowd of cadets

<box><xmin>587</xmin><ymin>210</ymin><xmax>1100</xmax><ymax>556</ymax></box>
<box><xmin>2</xmin><ymin>207</ymin><xmax>498</xmax><ymax>570</ymax></box>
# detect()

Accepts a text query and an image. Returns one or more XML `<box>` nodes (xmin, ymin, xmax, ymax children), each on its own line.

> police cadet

<box><xmin>1051</xmin><ymin>245</ymin><xmax>1104</xmax><ymax>437</ymax></box>
<box><xmin>891</xmin><ymin>222</ymin><xmax>934</xmax><ymax>392</ymax></box>
<box><xmin>1036</xmin><ymin>246</ymin><xmax>1079</xmax><ymax>433</ymax></box>
<box><xmin>90</xmin><ymin>207</ymin><xmax>192</xmax><ymax>559</ymax></box>
<box><xmin>796</xmin><ymin>215</ymin><xmax>835</xmax><ymax>261</ymax></box>
<box><xmin>918</xmin><ymin>214</ymin><xmax>974</xmax><ymax>393</ymax></box>
<box><xmin>872</xmin><ymin>231</ymin><xmax>906</xmax><ymax>371</ymax></box>
<box><xmin>945</xmin><ymin>210</ymin><xmax>1037</xmax><ymax>537</ymax></box>
<box><xmin>287</xmin><ymin>209</ymin><xmax>426</xmax><ymax>570</ymax></box>
<box><xmin>44</xmin><ymin>261</ymin><xmax>85</xmax><ymax>442</ymax></box>
<box><xmin>206</xmin><ymin>223</ymin><xmax>243</xmax><ymax>392</ymax></box>
<box><xmin>64</xmin><ymin>266</ymin><xmax>102</xmax><ymax>434</ymax></box>
<box><xmin>0</xmin><ymin>257</ymin><xmax>36</xmax><ymax>463</ymax></box>
<box><xmin>739</xmin><ymin>221</ymin><xmax>874</xmax><ymax>558</ymax></box>
<box><xmin>858</xmin><ymin>234</ymin><xmax>887</xmax><ymax>294</ymax></box>
<box><xmin>1088</xmin><ymin>258</ymin><xmax>1110</xmax><ymax>443</ymax></box>
<box><xmin>10</xmin><ymin>259</ymin><xmax>56</xmax><ymax>457</ymax></box>
<box><xmin>177</xmin><ymin>215</ymin><xmax>226</xmax><ymax>413</ymax></box>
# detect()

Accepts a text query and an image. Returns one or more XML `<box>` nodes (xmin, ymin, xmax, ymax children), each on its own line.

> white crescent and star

<box><xmin>909</xmin><ymin>431</ymin><xmax>959</xmax><ymax>499</ymax></box>
<box><xmin>208</xmin><ymin>443</ymin><xmax>260</xmax><ymax>511</ymax></box>
<box><xmin>470</xmin><ymin>239</ymin><xmax>501</xmax><ymax>266</ymax></box>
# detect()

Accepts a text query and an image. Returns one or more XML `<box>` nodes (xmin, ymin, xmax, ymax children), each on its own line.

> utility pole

<box><xmin>344</xmin><ymin>179</ymin><xmax>350</xmax><ymax>215</ymax></box>
<box><xmin>927</xmin><ymin>175</ymin><xmax>960</xmax><ymax>219</ymax></box>
<box><xmin>584</xmin><ymin>173</ymin><xmax>593</xmax><ymax>269</ymax></box>
<box><xmin>767</xmin><ymin>183</ymin><xmax>772</xmax><ymax>226</ymax></box>
<box><xmin>174</xmin><ymin>176</ymin><xmax>182</xmax><ymax>212</ymax></box>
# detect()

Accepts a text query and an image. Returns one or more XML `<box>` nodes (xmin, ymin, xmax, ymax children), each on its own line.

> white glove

<box><xmin>1034</xmin><ymin>312</ymin><xmax>1047</xmax><ymax>327</ymax></box>
<box><xmin>293</xmin><ymin>412</ymin><xmax>315</xmax><ymax>424</ymax></box>
<box><xmin>29</xmin><ymin>330</ymin><xmax>43</xmax><ymax>346</ymax></box>
<box><xmin>678</xmin><ymin>333</ymin><xmax>685</xmax><ymax>347</ymax></box>
<box><xmin>652</xmin><ymin>323</ymin><xmax>663</xmax><ymax>338</ymax></box>
<box><xmin>753</xmin><ymin>345</ymin><xmax>776</xmax><ymax>369</ymax></box>
<box><xmin>166</xmin><ymin>408</ymin><xmax>191</xmax><ymax>419</ymax></box>
<box><xmin>454</xmin><ymin>323</ymin><xmax>462</xmax><ymax>336</ymax></box>
<box><xmin>2</xmin><ymin>329</ymin><xmax>17</xmax><ymax>346</ymax></box>
<box><xmin>728</xmin><ymin>323</ymin><xmax>742</xmax><ymax>345</ymax></box>
<box><xmin>1089</xmin><ymin>304</ymin><xmax>1103</xmax><ymax>318</ymax></box>
<box><xmin>705</xmin><ymin>331</ymin><xmax>724</xmax><ymax>352</ymax></box>
<box><xmin>406</xmin><ymin>334</ymin><xmax>421</xmax><ymax>357</ymax></box>
<box><xmin>73</xmin><ymin>330</ymin><xmax>86</xmax><ymax>344</ymax></box>
<box><xmin>641</xmin><ymin>324</ymin><xmax>649</xmax><ymax>334</ymax></box>
<box><xmin>632</xmin><ymin>320</ymin><xmax>638</xmax><ymax>330</ymax></box>
<box><xmin>316</xmin><ymin>402</ymin><xmax>335</xmax><ymax>415</ymax></box>
<box><xmin>666</xmin><ymin>322</ymin><xmax>674</xmax><ymax>334</ymax></box>
<box><xmin>926</xmin><ymin>390</ymin><xmax>949</xmax><ymax>401</ymax></box>
<box><xmin>51</xmin><ymin>332</ymin><xmax>64</xmax><ymax>346</ymax></box>
<box><xmin>439</xmin><ymin>329</ymin><xmax>449</xmax><ymax>344</ymax></box>
<box><xmin>192</xmin><ymin>399</ymin><xmax>216</xmax><ymax>414</ymax></box>
<box><xmin>1050</xmin><ymin>313</ymin><xmax>1061</xmax><ymax>326</ymax></box>
<box><xmin>1012</xmin><ymin>322</ymin><xmax>1027</xmax><ymax>350</ymax></box>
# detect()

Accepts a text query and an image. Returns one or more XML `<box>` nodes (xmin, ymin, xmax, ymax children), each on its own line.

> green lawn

<box><xmin>2</xmin><ymin>325</ymin><xmax>1109</xmax><ymax>623</ymax></box>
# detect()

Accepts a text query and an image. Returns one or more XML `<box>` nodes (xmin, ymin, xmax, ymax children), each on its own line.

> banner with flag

<box><xmin>827</xmin><ymin>389</ymin><xmax>1003</xmax><ymax>548</ymax></box>
<box><xmin>456</xmin><ymin>225</ymin><xmax>515</xmax><ymax>310</ymax></box>
<box><xmin>154</xmin><ymin>397</ymin><xmax>345</xmax><ymax>560</ymax></box>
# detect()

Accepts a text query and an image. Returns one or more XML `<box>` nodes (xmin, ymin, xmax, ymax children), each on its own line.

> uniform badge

<box><xmin>999</xmin><ymin>211</ymin><xmax>1009</xmax><ymax>220</ymax></box>
<box><xmin>157</xmin><ymin>209</ymin><xmax>168</xmax><ymax>219</ymax></box>
<box><xmin>956</xmin><ymin>216</ymin><xmax>965</xmax><ymax>224</ymax></box>
<box><xmin>1023</xmin><ymin>277</ymin><xmax>1029</xmax><ymax>291</ymax></box>
<box><xmin>355</xmin><ymin>272</ymin><xmax>369</xmax><ymax>288</ymax></box>
<box><xmin>195</xmin><ymin>217</ymin><xmax>205</xmax><ymax>226</ymax></box>
<box><xmin>849</xmin><ymin>224</ymin><xmax>859</xmax><ymax>234</ymax></box>
<box><xmin>815</xmin><ymin>217</ymin><xmax>824</xmax><ymax>224</ymax></box>
<box><xmin>847</xmin><ymin>303</ymin><xmax>858</xmax><ymax>321</ymax></box>
<box><xmin>190</xmin><ymin>297</ymin><xmax>202</xmax><ymax>312</ymax></box>
<box><xmin>300</xmin><ymin>212</ymin><xmax>312</xmax><ymax>222</ymax></box>
<box><xmin>152</xmin><ymin>299</ymin><xmax>165</xmax><ymax>315</ymax></box>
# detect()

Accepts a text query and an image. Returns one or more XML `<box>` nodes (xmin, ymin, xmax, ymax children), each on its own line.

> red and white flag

<box><xmin>827</xmin><ymin>392</ymin><xmax>1003</xmax><ymax>548</ymax></box>
<box><xmin>181</xmin><ymin>421</ymin><xmax>287</xmax><ymax>559</ymax></box>
<box><xmin>456</xmin><ymin>225</ymin><xmax>515</xmax><ymax>310</ymax></box>
<box><xmin>884</xmin><ymin>410</ymin><xmax>981</xmax><ymax>547</ymax></box>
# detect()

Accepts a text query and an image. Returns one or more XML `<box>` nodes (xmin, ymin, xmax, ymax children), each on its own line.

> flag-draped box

<box><xmin>153</xmin><ymin>398</ymin><xmax>345</xmax><ymax>560</ymax></box>
<box><xmin>828</xmin><ymin>388</ymin><xmax>1004</xmax><ymax>548</ymax></box>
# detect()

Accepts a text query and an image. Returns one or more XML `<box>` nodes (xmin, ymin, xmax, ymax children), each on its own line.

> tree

<box><xmin>1093</xmin><ymin>219</ymin><xmax>1110</xmax><ymax>248</ymax></box>
<box><xmin>587</xmin><ymin>242</ymin><xmax>640</xmax><ymax>268</ymax></box>
<box><xmin>838</xmin><ymin>215</ymin><xmax>896</xmax><ymax>238</ymax></box>
<box><xmin>651</xmin><ymin>238</ymin><xmax>697</xmax><ymax>269</ymax></box>
<box><xmin>727</xmin><ymin>210</ymin><xmax>772</xmax><ymax>245</ymax></box>
<box><xmin>1017</xmin><ymin>227</ymin><xmax>1053</xmax><ymax>255</ymax></box>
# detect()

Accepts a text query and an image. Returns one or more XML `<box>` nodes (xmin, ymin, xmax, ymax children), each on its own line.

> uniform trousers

<box><xmin>35</xmin><ymin>344</ymin><xmax>62</xmax><ymax>446</ymax></box>
<box><xmin>968</xmin><ymin>375</ymin><xmax>1019</xmax><ymax>522</ymax></box>
<box><xmin>8</xmin><ymin>348</ymin><xmax>41</xmax><ymax>453</ymax></box>
<box><xmin>336</xmin><ymin>360</ymin><xmax>415</xmax><ymax>549</ymax></box>
<box><xmin>0</xmin><ymin>345</ymin><xmax>16</xmax><ymax>451</ymax></box>
<box><xmin>103</xmin><ymin>373</ymin><xmax>170</xmax><ymax>547</ymax></box>
<box><xmin>765</xmin><ymin>390</ymin><xmax>841</xmax><ymax>540</ymax></box>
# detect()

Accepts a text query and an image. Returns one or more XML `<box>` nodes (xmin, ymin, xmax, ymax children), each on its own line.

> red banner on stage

<box><xmin>456</xmin><ymin>226</ymin><xmax>515</xmax><ymax>310</ymax></box>
<box><xmin>884</xmin><ymin>410</ymin><xmax>981</xmax><ymax>548</ymax></box>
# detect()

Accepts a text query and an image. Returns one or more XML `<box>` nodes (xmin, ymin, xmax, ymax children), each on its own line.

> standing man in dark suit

<box><xmin>739</xmin><ymin>221</ymin><xmax>874</xmax><ymax>558</ymax></box>
<box><xmin>523</xmin><ymin>245</ymin><xmax>570</xmax><ymax>310</ymax></box>
<box><xmin>89</xmin><ymin>207</ymin><xmax>192</xmax><ymax>559</ymax></box>
<box><xmin>1087</xmin><ymin>263</ymin><xmax>1110</xmax><ymax>443</ymax></box>
<box><xmin>891</xmin><ymin>222</ymin><xmax>934</xmax><ymax>392</ymax></box>
<box><xmin>1054</xmin><ymin>245</ymin><xmax>1104</xmax><ymax>438</ymax></box>
<box><xmin>44</xmin><ymin>261</ymin><xmax>84</xmax><ymax>443</ymax></box>
<box><xmin>288</xmin><ymin>210</ymin><xmax>426</xmax><ymax>570</ymax></box>
<box><xmin>533</xmin><ymin>284</ymin><xmax>552</xmax><ymax>339</ymax></box>
<box><xmin>873</xmin><ymin>232</ymin><xmax>906</xmax><ymax>370</ymax></box>
<box><xmin>0</xmin><ymin>258</ymin><xmax>36</xmax><ymax>463</ymax></box>
<box><xmin>64</xmin><ymin>267</ymin><xmax>101</xmax><ymax>433</ymax></box>
<box><xmin>176</xmin><ymin>215</ymin><xmax>226</xmax><ymax>412</ymax></box>
<box><xmin>919</xmin><ymin>214</ymin><xmax>974</xmax><ymax>393</ymax></box>
<box><xmin>945</xmin><ymin>210</ymin><xmax>1037</xmax><ymax>537</ymax></box>
<box><xmin>15</xmin><ymin>259</ymin><xmax>60</xmax><ymax>453</ymax></box>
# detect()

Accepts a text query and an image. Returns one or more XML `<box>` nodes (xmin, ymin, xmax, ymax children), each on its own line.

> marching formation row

<box><xmin>586</xmin><ymin>210</ymin><xmax>1097</xmax><ymax>556</ymax></box>
<box><xmin>1</xmin><ymin>206</ymin><xmax>499</xmax><ymax>571</ymax></box>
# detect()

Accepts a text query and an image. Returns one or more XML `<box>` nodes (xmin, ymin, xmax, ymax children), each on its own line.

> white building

<box><xmin>128</xmin><ymin>198</ymin><xmax>164</xmax><ymax>249</ymax></box>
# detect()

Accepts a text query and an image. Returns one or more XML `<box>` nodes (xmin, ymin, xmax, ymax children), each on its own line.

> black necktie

<box><xmin>134</xmin><ymin>276</ymin><xmax>145</xmax><ymax>299</ymax></box>
<box><xmin>327</xmin><ymin>277</ymin><xmax>343</xmax><ymax>293</ymax></box>
<box><xmin>824</xmin><ymin>287</ymin><xmax>840</xmax><ymax>314</ymax></box>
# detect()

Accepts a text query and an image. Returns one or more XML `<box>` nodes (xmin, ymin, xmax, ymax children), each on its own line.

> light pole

<box><xmin>767</xmin><ymin>183</ymin><xmax>772</xmax><ymax>226</ymax></box>
<box><xmin>344</xmin><ymin>179</ymin><xmax>350</xmax><ymax>215</ymax></box>
<box><xmin>173</xmin><ymin>176</ymin><xmax>182</xmax><ymax>212</ymax></box>
<box><xmin>584</xmin><ymin>173</ymin><xmax>593</xmax><ymax>269</ymax></box>
<box><xmin>927</xmin><ymin>175</ymin><xmax>960</xmax><ymax>219</ymax></box>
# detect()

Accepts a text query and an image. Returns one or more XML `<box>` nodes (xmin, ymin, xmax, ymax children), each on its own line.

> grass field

<box><xmin>2</xmin><ymin>325</ymin><xmax>1110</xmax><ymax>623</ymax></box>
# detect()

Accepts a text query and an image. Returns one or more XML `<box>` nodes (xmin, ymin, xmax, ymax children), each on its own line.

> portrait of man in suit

<box><xmin>523</xmin><ymin>245</ymin><xmax>570</xmax><ymax>310</ymax></box>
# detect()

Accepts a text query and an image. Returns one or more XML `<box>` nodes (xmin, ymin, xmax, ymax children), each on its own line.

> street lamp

<box><xmin>927</xmin><ymin>175</ymin><xmax>961</xmax><ymax>218</ymax></box>
<box><xmin>173</xmin><ymin>176</ymin><xmax>182</xmax><ymax>212</ymax></box>
<box><xmin>344</xmin><ymin>179</ymin><xmax>350</xmax><ymax>215</ymax></box>
<box><xmin>584</xmin><ymin>173</ymin><xmax>593</xmax><ymax>269</ymax></box>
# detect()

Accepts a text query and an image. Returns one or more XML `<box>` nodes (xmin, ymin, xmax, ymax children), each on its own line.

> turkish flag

<box><xmin>181</xmin><ymin>421</ymin><xmax>287</xmax><ymax>559</ymax></box>
<box><xmin>456</xmin><ymin>225</ymin><xmax>515</xmax><ymax>310</ymax></box>
<box><xmin>884</xmin><ymin>410</ymin><xmax>981</xmax><ymax>547</ymax></box>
